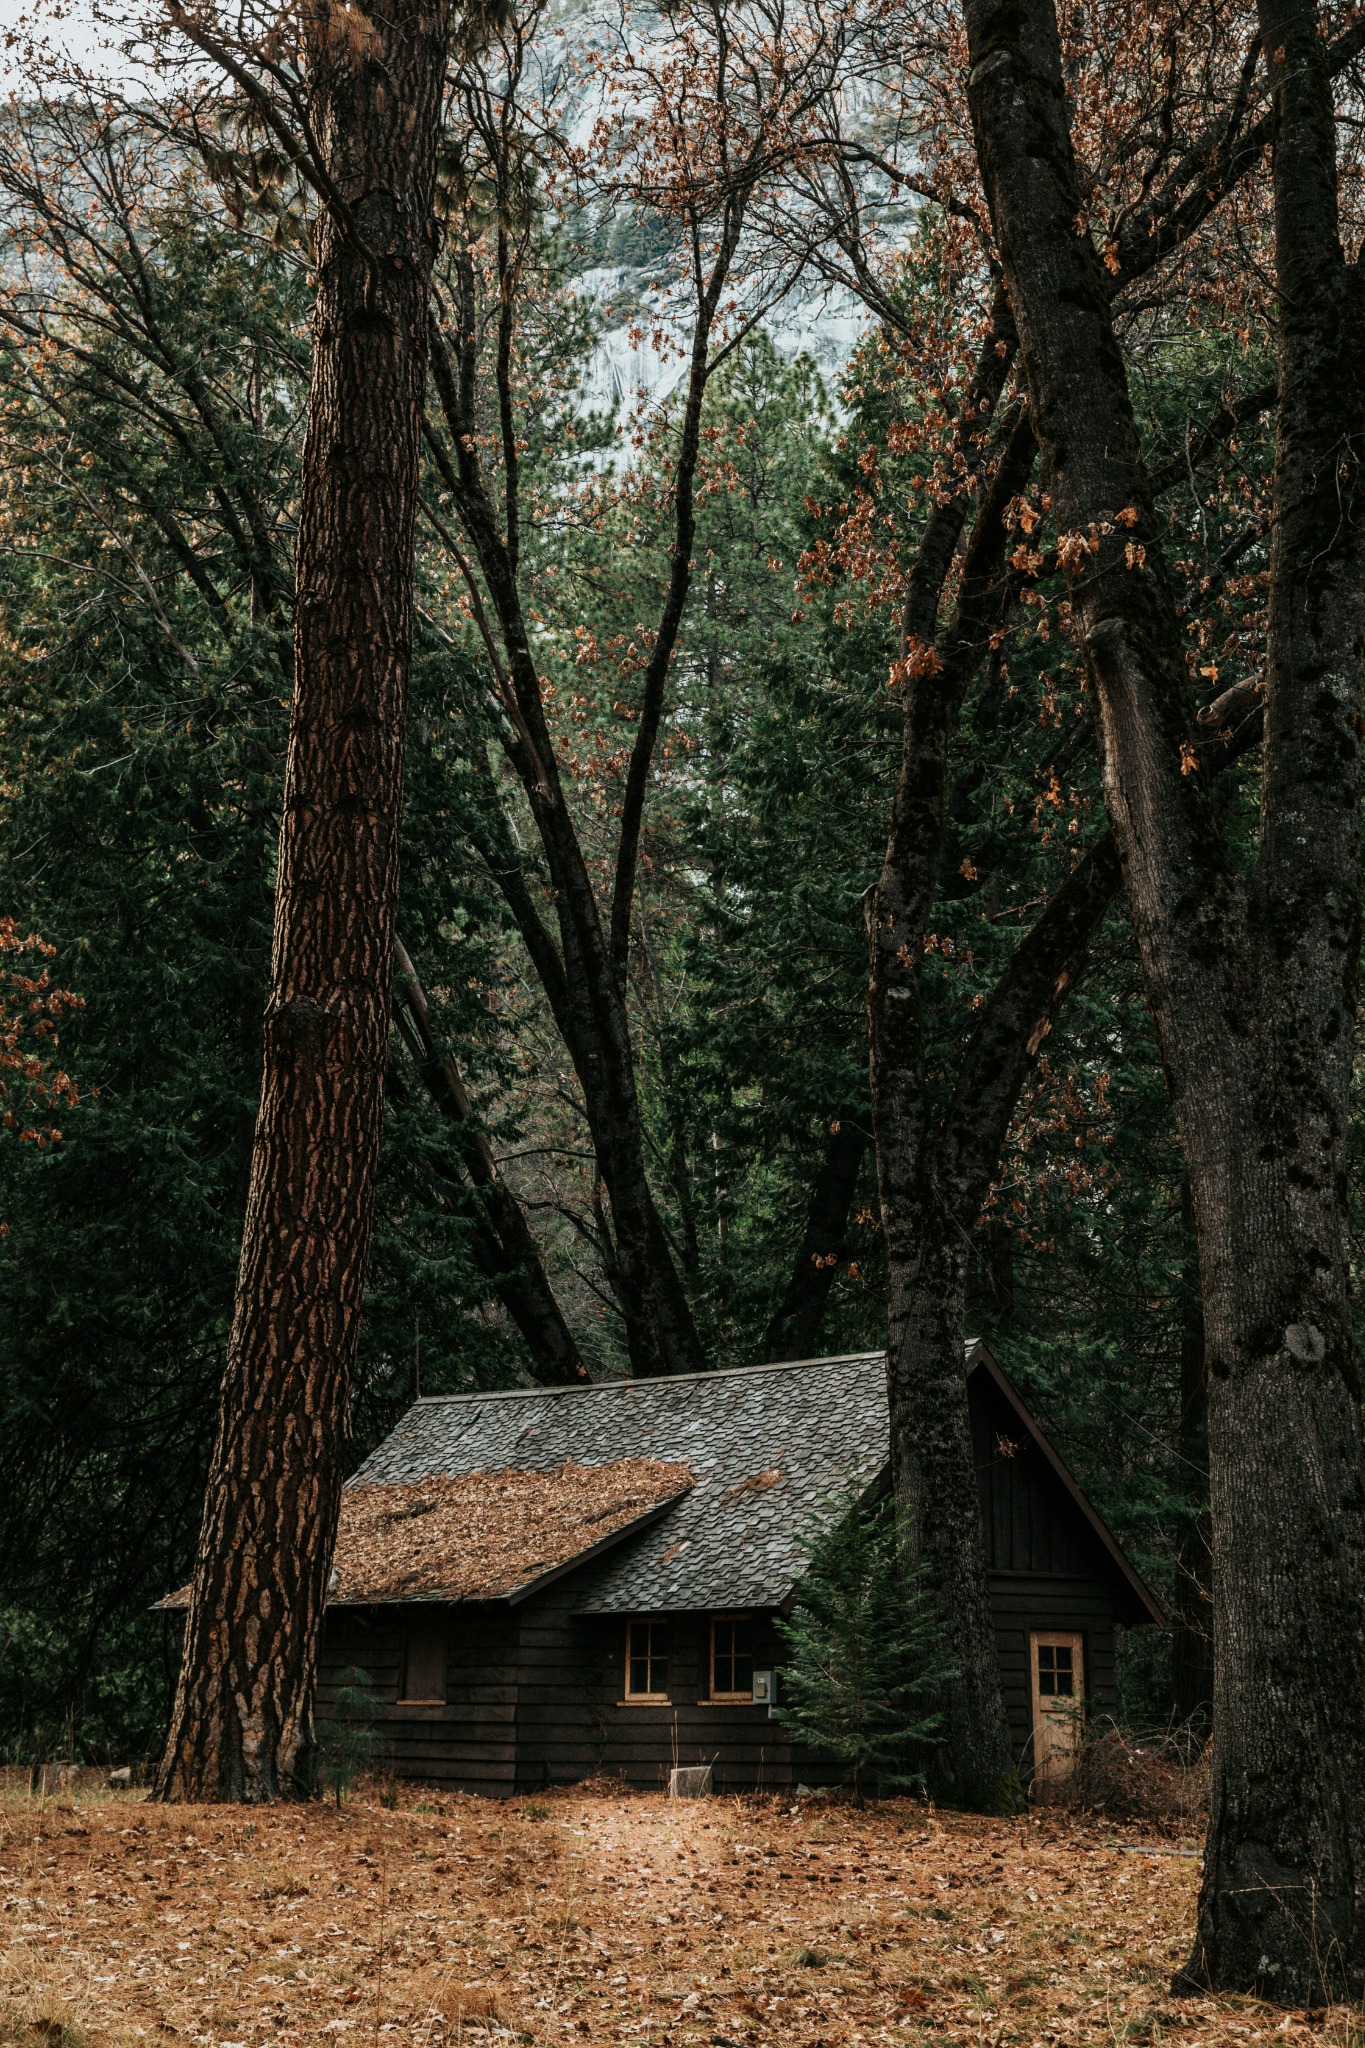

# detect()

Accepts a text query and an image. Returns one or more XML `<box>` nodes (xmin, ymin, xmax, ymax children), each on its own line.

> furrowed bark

<box><xmin>1172</xmin><ymin>1178</ymin><xmax>1213</xmax><ymax>1734</ymax></box>
<box><xmin>156</xmin><ymin>0</ymin><xmax>450</xmax><ymax>1803</ymax></box>
<box><xmin>392</xmin><ymin>938</ymin><xmax>589</xmax><ymax>1385</ymax></box>
<box><xmin>761</xmin><ymin>1111</ymin><xmax>869</xmax><ymax>1363</ymax></box>
<box><xmin>963</xmin><ymin>0</ymin><xmax>1365</xmax><ymax>1993</ymax></box>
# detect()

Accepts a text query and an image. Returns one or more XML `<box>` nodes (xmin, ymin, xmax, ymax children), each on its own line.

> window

<box><xmin>625</xmin><ymin>1620</ymin><xmax>670</xmax><ymax>1700</ymax></box>
<box><xmin>398</xmin><ymin>1611</ymin><xmax>448</xmax><ymax>1704</ymax></box>
<box><xmin>710</xmin><ymin>1614</ymin><xmax>756</xmax><ymax>1701</ymax></box>
<box><xmin>1036</xmin><ymin>1641</ymin><xmax>1075</xmax><ymax>1697</ymax></box>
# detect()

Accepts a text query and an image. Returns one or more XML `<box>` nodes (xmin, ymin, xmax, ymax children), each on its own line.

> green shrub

<box><xmin>775</xmin><ymin>1489</ymin><xmax>955</xmax><ymax>1799</ymax></box>
<box><xmin>313</xmin><ymin>1668</ymin><xmax>381</xmax><ymax>1807</ymax></box>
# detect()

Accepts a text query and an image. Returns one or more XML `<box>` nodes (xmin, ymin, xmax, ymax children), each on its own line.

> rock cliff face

<box><xmin>572</xmin><ymin>261</ymin><xmax>866</xmax><ymax>432</ymax></box>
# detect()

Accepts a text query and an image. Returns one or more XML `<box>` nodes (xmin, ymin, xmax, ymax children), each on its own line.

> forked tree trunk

<box><xmin>156</xmin><ymin>0</ymin><xmax>450</xmax><ymax>1802</ymax></box>
<box><xmin>874</xmin><ymin>802</ymin><xmax>1122</xmax><ymax>1806</ymax></box>
<box><xmin>963</xmin><ymin>0</ymin><xmax>1365</xmax><ymax>1993</ymax></box>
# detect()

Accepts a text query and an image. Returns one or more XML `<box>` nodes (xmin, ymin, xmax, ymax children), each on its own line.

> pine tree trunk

<box><xmin>156</xmin><ymin>0</ymin><xmax>450</xmax><ymax>1802</ymax></box>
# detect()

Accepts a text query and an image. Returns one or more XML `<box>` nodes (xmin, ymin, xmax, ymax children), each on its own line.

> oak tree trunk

<box><xmin>963</xmin><ymin>0</ymin><xmax>1365</xmax><ymax>1992</ymax></box>
<box><xmin>1172</xmin><ymin>1180</ymin><xmax>1213</xmax><ymax>1734</ymax></box>
<box><xmin>156</xmin><ymin>0</ymin><xmax>450</xmax><ymax>1802</ymax></box>
<box><xmin>885</xmin><ymin>1202</ymin><xmax>1011</xmax><ymax>1805</ymax></box>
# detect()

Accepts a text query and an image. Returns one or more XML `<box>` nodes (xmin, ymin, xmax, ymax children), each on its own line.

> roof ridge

<box><xmin>409</xmin><ymin>1351</ymin><xmax>885</xmax><ymax>1409</ymax></box>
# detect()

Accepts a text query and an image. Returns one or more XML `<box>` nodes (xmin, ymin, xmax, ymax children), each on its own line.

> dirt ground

<box><xmin>0</xmin><ymin>1783</ymin><xmax>1359</xmax><ymax>2048</ymax></box>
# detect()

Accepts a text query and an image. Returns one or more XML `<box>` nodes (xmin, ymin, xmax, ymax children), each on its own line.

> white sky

<box><xmin>0</xmin><ymin>0</ymin><xmax>128</xmax><ymax>88</ymax></box>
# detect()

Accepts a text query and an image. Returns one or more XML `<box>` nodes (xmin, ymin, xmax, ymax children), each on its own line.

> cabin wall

<box><xmin>318</xmin><ymin>1604</ymin><xmax>519</xmax><ymax>1797</ymax></box>
<box><xmin>514</xmin><ymin>1592</ymin><xmax>821</xmax><ymax>1794</ymax></box>
<box><xmin>987</xmin><ymin>1573</ymin><xmax>1117</xmax><ymax>1773</ymax></box>
<box><xmin>320</xmin><ymin>1574</ymin><xmax>1121</xmax><ymax>1796</ymax></box>
<box><xmin>970</xmin><ymin>1375</ymin><xmax>1126</xmax><ymax>1774</ymax></box>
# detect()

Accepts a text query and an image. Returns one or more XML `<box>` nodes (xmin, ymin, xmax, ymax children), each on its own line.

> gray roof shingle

<box><xmin>349</xmin><ymin>1353</ymin><xmax>889</xmax><ymax>1613</ymax></box>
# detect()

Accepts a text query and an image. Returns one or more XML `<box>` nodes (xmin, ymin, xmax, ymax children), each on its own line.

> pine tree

<box><xmin>313</xmin><ymin>1669</ymin><xmax>382</xmax><ymax>1809</ymax></box>
<box><xmin>775</xmin><ymin>1491</ymin><xmax>956</xmax><ymax>1800</ymax></box>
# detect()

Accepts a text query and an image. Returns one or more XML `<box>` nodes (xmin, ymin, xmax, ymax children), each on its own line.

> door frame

<box><xmin>1029</xmin><ymin>1628</ymin><xmax>1085</xmax><ymax>1782</ymax></box>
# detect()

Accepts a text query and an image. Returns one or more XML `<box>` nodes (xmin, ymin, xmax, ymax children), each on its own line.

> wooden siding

<box><xmin>973</xmin><ymin>1376</ymin><xmax>1096</xmax><ymax>1579</ymax></box>
<box><xmin>988</xmin><ymin>1572</ymin><xmax>1117</xmax><ymax>1773</ymax></box>
<box><xmin>513</xmin><ymin>1584</ymin><xmax>816</xmax><ymax>1794</ymax></box>
<box><xmin>317</xmin><ymin>1603</ymin><xmax>519</xmax><ymax>1797</ymax></box>
<box><xmin>320</xmin><ymin>1568</ymin><xmax>1121</xmax><ymax>1796</ymax></box>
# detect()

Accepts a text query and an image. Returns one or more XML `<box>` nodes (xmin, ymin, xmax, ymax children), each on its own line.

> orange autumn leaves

<box><xmin>0</xmin><ymin>917</ymin><xmax>80</xmax><ymax>1156</ymax></box>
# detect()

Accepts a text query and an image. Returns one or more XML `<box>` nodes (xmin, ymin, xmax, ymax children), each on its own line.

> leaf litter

<box><xmin>1</xmin><ymin>1785</ymin><xmax>1360</xmax><ymax>2048</ymax></box>
<box><xmin>158</xmin><ymin>1462</ymin><xmax>694</xmax><ymax>1611</ymax></box>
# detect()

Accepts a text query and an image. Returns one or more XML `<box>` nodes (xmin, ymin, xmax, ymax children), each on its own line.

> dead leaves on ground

<box><xmin>1</xmin><ymin>1788</ymin><xmax>1361</xmax><ymax>2048</ymax></box>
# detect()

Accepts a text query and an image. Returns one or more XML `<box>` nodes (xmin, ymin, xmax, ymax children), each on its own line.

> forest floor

<box><xmin>0</xmin><ymin>1782</ymin><xmax>1359</xmax><ymax>2048</ymax></box>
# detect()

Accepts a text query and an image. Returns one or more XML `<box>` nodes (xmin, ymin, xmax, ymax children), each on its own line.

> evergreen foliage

<box><xmin>775</xmin><ymin>1491</ymin><xmax>957</xmax><ymax>1798</ymax></box>
<box><xmin>0</xmin><ymin>62</ymin><xmax>1279</xmax><ymax>1760</ymax></box>
<box><xmin>313</xmin><ymin>1668</ymin><xmax>383</xmax><ymax>1808</ymax></box>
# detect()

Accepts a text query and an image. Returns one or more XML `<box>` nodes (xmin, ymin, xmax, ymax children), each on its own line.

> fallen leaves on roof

<box><xmin>159</xmin><ymin>1459</ymin><xmax>693</xmax><ymax>1611</ymax></box>
<box><xmin>722</xmin><ymin>1466</ymin><xmax>783</xmax><ymax>1504</ymax></box>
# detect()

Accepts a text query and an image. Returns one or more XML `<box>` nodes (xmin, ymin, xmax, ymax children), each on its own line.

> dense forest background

<box><xmin>0</xmin><ymin>0</ymin><xmax>1283</xmax><ymax>1763</ymax></box>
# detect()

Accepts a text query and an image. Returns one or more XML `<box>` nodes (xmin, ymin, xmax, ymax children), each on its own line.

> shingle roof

<box><xmin>350</xmin><ymin>1353</ymin><xmax>889</xmax><ymax>1613</ymax></box>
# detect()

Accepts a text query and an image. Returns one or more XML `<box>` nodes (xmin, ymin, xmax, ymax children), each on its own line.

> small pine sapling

<box><xmin>775</xmin><ymin>1489</ymin><xmax>956</xmax><ymax>1800</ymax></box>
<box><xmin>313</xmin><ymin>1667</ymin><xmax>381</xmax><ymax>1808</ymax></box>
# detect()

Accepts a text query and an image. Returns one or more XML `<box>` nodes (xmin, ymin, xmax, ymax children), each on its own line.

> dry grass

<box><xmin>1046</xmin><ymin>1723</ymin><xmax>1212</xmax><ymax>1836</ymax></box>
<box><xmin>1</xmin><ymin>1783</ymin><xmax>1361</xmax><ymax>2048</ymax></box>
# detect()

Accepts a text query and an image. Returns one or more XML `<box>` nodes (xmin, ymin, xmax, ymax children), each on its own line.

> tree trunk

<box><xmin>761</xmin><ymin>1112</ymin><xmax>868</xmax><ymax>1363</ymax></box>
<box><xmin>392</xmin><ymin>937</ymin><xmax>589</xmax><ymax>1385</ymax></box>
<box><xmin>886</xmin><ymin>1199</ymin><xmax>1012</xmax><ymax>1805</ymax></box>
<box><xmin>1171</xmin><ymin>1178</ymin><xmax>1212</xmax><ymax>1734</ymax></box>
<box><xmin>864</xmin><ymin>393</ymin><xmax>1038</xmax><ymax>1811</ymax></box>
<box><xmin>963</xmin><ymin>0</ymin><xmax>1365</xmax><ymax>1993</ymax></box>
<box><xmin>156</xmin><ymin>0</ymin><xmax>450</xmax><ymax>1802</ymax></box>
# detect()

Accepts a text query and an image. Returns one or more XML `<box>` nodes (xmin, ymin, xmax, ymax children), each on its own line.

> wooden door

<box><xmin>1030</xmin><ymin>1631</ymin><xmax>1084</xmax><ymax>1781</ymax></box>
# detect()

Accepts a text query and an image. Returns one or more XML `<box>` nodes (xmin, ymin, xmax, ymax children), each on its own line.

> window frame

<box><xmin>623</xmin><ymin>1619</ymin><xmax>671</xmax><ymax>1703</ymax></box>
<box><xmin>1036</xmin><ymin>1639</ymin><xmax>1076</xmax><ymax>1699</ymax></box>
<box><xmin>708</xmin><ymin>1612</ymin><xmax>757</xmax><ymax>1703</ymax></box>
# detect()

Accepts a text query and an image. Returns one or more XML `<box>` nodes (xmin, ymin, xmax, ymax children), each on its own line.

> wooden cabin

<box><xmin>310</xmin><ymin>1345</ymin><xmax>1161</xmax><ymax>1797</ymax></box>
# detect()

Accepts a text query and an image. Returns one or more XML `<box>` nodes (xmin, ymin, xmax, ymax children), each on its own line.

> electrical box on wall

<box><xmin>752</xmin><ymin>1669</ymin><xmax>776</xmax><ymax>1713</ymax></box>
